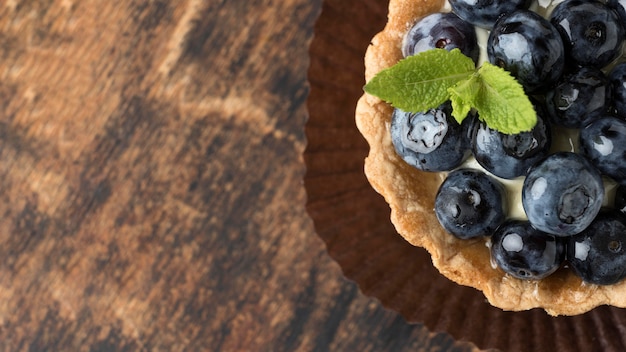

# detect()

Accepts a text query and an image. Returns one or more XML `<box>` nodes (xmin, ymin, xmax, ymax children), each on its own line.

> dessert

<box><xmin>355</xmin><ymin>0</ymin><xmax>626</xmax><ymax>315</ymax></box>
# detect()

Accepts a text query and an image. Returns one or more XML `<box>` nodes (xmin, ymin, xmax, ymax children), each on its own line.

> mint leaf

<box><xmin>448</xmin><ymin>73</ymin><xmax>480</xmax><ymax>124</ymax></box>
<box><xmin>473</xmin><ymin>63</ymin><xmax>536</xmax><ymax>134</ymax></box>
<box><xmin>363</xmin><ymin>49</ymin><xmax>475</xmax><ymax>112</ymax></box>
<box><xmin>363</xmin><ymin>49</ymin><xmax>537</xmax><ymax>135</ymax></box>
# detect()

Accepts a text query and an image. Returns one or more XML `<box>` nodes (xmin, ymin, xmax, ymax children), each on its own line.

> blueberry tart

<box><xmin>356</xmin><ymin>0</ymin><xmax>626</xmax><ymax>316</ymax></box>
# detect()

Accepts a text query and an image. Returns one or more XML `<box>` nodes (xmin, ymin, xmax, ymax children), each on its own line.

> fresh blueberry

<box><xmin>567</xmin><ymin>211</ymin><xmax>626</xmax><ymax>285</ymax></box>
<box><xmin>580</xmin><ymin>115</ymin><xmax>626</xmax><ymax>184</ymax></box>
<box><xmin>435</xmin><ymin>169</ymin><xmax>507</xmax><ymax>239</ymax></box>
<box><xmin>487</xmin><ymin>10</ymin><xmax>565</xmax><ymax>93</ymax></box>
<box><xmin>390</xmin><ymin>103</ymin><xmax>470</xmax><ymax>172</ymax></box>
<box><xmin>448</xmin><ymin>0</ymin><xmax>532</xmax><ymax>29</ymax></box>
<box><xmin>470</xmin><ymin>102</ymin><xmax>551</xmax><ymax>179</ymax></box>
<box><xmin>402</xmin><ymin>12</ymin><xmax>479</xmax><ymax>64</ymax></box>
<box><xmin>491</xmin><ymin>220</ymin><xmax>565</xmax><ymax>280</ymax></box>
<box><xmin>609</xmin><ymin>62</ymin><xmax>626</xmax><ymax>118</ymax></box>
<box><xmin>545</xmin><ymin>66</ymin><xmax>612</xmax><ymax>128</ymax></box>
<box><xmin>522</xmin><ymin>152</ymin><xmax>604</xmax><ymax>236</ymax></box>
<box><xmin>550</xmin><ymin>0</ymin><xmax>625</xmax><ymax>68</ymax></box>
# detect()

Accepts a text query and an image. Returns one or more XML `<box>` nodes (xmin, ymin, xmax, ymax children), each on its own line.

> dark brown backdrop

<box><xmin>0</xmin><ymin>1</ymin><xmax>480</xmax><ymax>351</ymax></box>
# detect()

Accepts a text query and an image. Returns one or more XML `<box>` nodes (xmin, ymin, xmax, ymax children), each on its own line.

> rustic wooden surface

<box><xmin>0</xmin><ymin>1</ymin><xmax>484</xmax><ymax>350</ymax></box>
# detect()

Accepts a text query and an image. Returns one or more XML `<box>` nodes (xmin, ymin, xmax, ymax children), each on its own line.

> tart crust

<box><xmin>355</xmin><ymin>0</ymin><xmax>626</xmax><ymax>316</ymax></box>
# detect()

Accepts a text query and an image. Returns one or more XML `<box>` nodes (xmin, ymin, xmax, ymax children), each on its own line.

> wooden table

<box><xmin>0</xmin><ymin>1</ymin><xmax>480</xmax><ymax>350</ymax></box>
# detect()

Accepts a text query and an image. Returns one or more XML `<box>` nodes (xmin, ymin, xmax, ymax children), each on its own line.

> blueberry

<box><xmin>609</xmin><ymin>62</ymin><xmax>626</xmax><ymax>118</ymax></box>
<box><xmin>435</xmin><ymin>169</ymin><xmax>506</xmax><ymax>239</ymax></box>
<box><xmin>390</xmin><ymin>103</ymin><xmax>469</xmax><ymax>172</ymax></box>
<box><xmin>448</xmin><ymin>0</ymin><xmax>532</xmax><ymax>29</ymax></box>
<box><xmin>567</xmin><ymin>211</ymin><xmax>626</xmax><ymax>285</ymax></box>
<box><xmin>487</xmin><ymin>10</ymin><xmax>565</xmax><ymax>93</ymax></box>
<box><xmin>522</xmin><ymin>152</ymin><xmax>604</xmax><ymax>236</ymax></box>
<box><xmin>545</xmin><ymin>66</ymin><xmax>612</xmax><ymax>128</ymax></box>
<box><xmin>580</xmin><ymin>115</ymin><xmax>626</xmax><ymax>184</ymax></box>
<box><xmin>470</xmin><ymin>103</ymin><xmax>551</xmax><ymax>179</ymax></box>
<box><xmin>402</xmin><ymin>12</ymin><xmax>479</xmax><ymax>64</ymax></box>
<box><xmin>550</xmin><ymin>0</ymin><xmax>625</xmax><ymax>68</ymax></box>
<box><xmin>491</xmin><ymin>220</ymin><xmax>565</xmax><ymax>280</ymax></box>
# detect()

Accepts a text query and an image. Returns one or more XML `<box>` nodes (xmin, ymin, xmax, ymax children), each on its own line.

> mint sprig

<box><xmin>363</xmin><ymin>49</ymin><xmax>475</xmax><ymax>113</ymax></box>
<box><xmin>363</xmin><ymin>49</ymin><xmax>536</xmax><ymax>134</ymax></box>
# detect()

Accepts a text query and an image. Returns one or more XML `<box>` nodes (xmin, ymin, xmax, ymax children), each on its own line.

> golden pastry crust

<box><xmin>355</xmin><ymin>0</ymin><xmax>626</xmax><ymax>316</ymax></box>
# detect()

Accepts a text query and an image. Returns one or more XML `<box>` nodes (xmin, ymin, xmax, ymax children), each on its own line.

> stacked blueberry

<box><xmin>391</xmin><ymin>0</ymin><xmax>626</xmax><ymax>284</ymax></box>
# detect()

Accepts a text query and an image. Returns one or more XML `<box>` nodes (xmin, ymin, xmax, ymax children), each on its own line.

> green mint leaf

<box><xmin>448</xmin><ymin>73</ymin><xmax>480</xmax><ymax>124</ymax></box>
<box><xmin>363</xmin><ymin>49</ymin><xmax>475</xmax><ymax>112</ymax></box>
<box><xmin>364</xmin><ymin>49</ymin><xmax>537</xmax><ymax>135</ymax></box>
<box><xmin>473</xmin><ymin>63</ymin><xmax>537</xmax><ymax>134</ymax></box>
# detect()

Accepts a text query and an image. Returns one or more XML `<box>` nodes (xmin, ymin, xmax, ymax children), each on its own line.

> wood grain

<box><xmin>0</xmin><ymin>1</ymin><xmax>481</xmax><ymax>350</ymax></box>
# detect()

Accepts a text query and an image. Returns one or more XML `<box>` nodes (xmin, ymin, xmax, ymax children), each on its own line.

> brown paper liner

<box><xmin>304</xmin><ymin>0</ymin><xmax>626</xmax><ymax>350</ymax></box>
